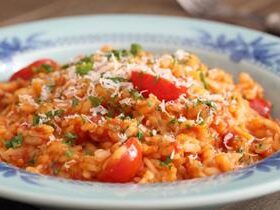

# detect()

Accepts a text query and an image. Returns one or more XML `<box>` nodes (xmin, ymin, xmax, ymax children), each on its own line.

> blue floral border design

<box><xmin>0</xmin><ymin>31</ymin><xmax>280</xmax><ymax>185</ymax></box>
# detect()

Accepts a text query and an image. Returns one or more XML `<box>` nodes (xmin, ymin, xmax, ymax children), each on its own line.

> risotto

<box><xmin>0</xmin><ymin>44</ymin><xmax>279</xmax><ymax>183</ymax></box>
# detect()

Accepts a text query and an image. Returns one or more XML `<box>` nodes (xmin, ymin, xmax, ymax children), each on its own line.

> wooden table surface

<box><xmin>0</xmin><ymin>0</ymin><xmax>280</xmax><ymax>210</ymax></box>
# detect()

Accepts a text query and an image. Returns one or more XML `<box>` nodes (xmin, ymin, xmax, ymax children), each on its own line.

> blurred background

<box><xmin>0</xmin><ymin>0</ymin><xmax>280</xmax><ymax>36</ymax></box>
<box><xmin>0</xmin><ymin>0</ymin><xmax>280</xmax><ymax>210</ymax></box>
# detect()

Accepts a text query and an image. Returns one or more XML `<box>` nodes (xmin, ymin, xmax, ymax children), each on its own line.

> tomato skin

<box><xmin>130</xmin><ymin>71</ymin><xmax>187</xmax><ymax>101</ymax></box>
<box><xmin>249</xmin><ymin>98</ymin><xmax>271</xmax><ymax>118</ymax></box>
<box><xmin>9</xmin><ymin>59</ymin><xmax>58</xmax><ymax>81</ymax></box>
<box><xmin>98</xmin><ymin>137</ymin><xmax>142</xmax><ymax>183</ymax></box>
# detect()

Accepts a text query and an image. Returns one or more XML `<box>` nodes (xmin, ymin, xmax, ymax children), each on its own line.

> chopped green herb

<box><xmin>53</xmin><ymin>168</ymin><xmax>60</xmax><ymax>175</ymax></box>
<box><xmin>111</xmin><ymin>49</ymin><xmax>129</xmax><ymax>60</ymax></box>
<box><xmin>195</xmin><ymin>111</ymin><xmax>205</xmax><ymax>125</ymax></box>
<box><xmin>129</xmin><ymin>89</ymin><xmax>143</xmax><ymax>100</ymax></box>
<box><xmin>130</xmin><ymin>43</ymin><xmax>143</xmax><ymax>56</ymax></box>
<box><xmin>45</xmin><ymin>111</ymin><xmax>53</xmax><ymax>118</ymax></box>
<box><xmin>5</xmin><ymin>134</ymin><xmax>23</xmax><ymax>149</ymax></box>
<box><xmin>65</xmin><ymin>132</ymin><xmax>77</xmax><ymax>140</ymax></box>
<box><xmin>168</xmin><ymin>118</ymin><xmax>177</xmax><ymax>125</ymax></box>
<box><xmin>160</xmin><ymin>156</ymin><xmax>172</xmax><ymax>167</ymax></box>
<box><xmin>237</xmin><ymin>148</ymin><xmax>244</xmax><ymax>153</ymax></box>
<box><xmin>63</xmin><ymin>132</ymin><xmax>77</xmax><ymax>146</ymax></box>
<box><xmin>55</xmin><ymin>109</ymin><xmax>64</xmax><ymax>116</ymax></box>
<box><xmin>88</xmin><ymin>96</ymin><xmax>102</xmax><ymax>107</ymax></box>
<box><xmin>61</xmin><ymin>63</ymin><xmax>70</xmax><ymax>69</ymax></box>
<box><xmin>79</xmin><ymin>56</ymin><xmax>92</xmax><ymax>63</ymax></box>
<box><xmin>106</xmin><ymin>109</ymin><xmax>115</xmax><ymax>118</ymax></box>
<box><xmin>42</xmin><ymin>64</ymin><xmax>53</xmax><ymax>73</ymax></box>
<box><xmin>204</xmin><ymin>100</ymin><xmax>217</xmax><ymax>109</ymax></box>
<box><xmin>194</xmin><ymin>98</ymin><xmax>217</xmax><ymax>109</ymax></box>
<box><xmin>119</xmin><ymin>113</ymin><xmax>126</xmax><ymax>120</ymax></box>
<box><xmin>28</xmin><ymin>154</ymin><xmax>36</xmax><ymax>165</ymax></box>
<box><xmin>65</xmin><ymin>150</ymin><xmax>74</xmax><ymax>158</ymax></box>
<box><xmin>35</xmin><ymin>97</ymin><xmax>43</xmax><ymax>104</ymax></box>
<box><xmin>185</xmin><ymin>124</ymin><xmax>192</xmax><ymax>129</ymax></box>
<box><xmin>156</xmin><ymin>105</ymin><xmax>162</xmax><ymax>111</ymax></box>
<box><xmin>136</xmin><ymin>131</ymin><xmax>144</xmax><ymax>141</ymax></box>
<box><xmin>76</xmin><ymin>61</ymin><xmax>93</xmax><ymax>75</ymax></box>
<box><xmin>147</xmin><ymin>100</ymin><xmax>153</xmax><ymax>107</ymax></box>
<box><xmin>47</xmin><ymin>84</ymin><xmax>55</xmax><ymax>92</ymax></box>
<box><xmin>84</xmin><ymin>149</ymin><xmax>93</xmax><ymax>156</ymax></box>
<box><xmin>71</xmin><ymin>98</ymin><xmax>80</xmax><ymax>107</ymax></box>
<box><xmin>106</xmin><ymin>77</ymin><xmax>128</xmax><ymax>83</ymax></box>
<box><xmin>46</xmin><ymin>109</ymin><xmax>64</xmax><ymax>118</ymax></box>
<box><xmin>199</xmin><ymin>72</ymin><xmax>209</xmax><ymax>89</ymax></box>
<box><xmin>32</xmin><ymin>115</ymin><xmax>41</xmax><ymax>126</ymax></box>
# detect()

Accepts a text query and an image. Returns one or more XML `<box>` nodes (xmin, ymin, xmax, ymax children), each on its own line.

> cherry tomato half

<box><xmin>10</xmin><ymin>59</ymin><xmax>58</xmax><ymax>81</ymax></box>
<box><xmin>249</xmin><ymin>98</ymin><xmax>271</xmax><ymax>118</ymax></box>
<box><xmin>98</xmin><ymin>137</ymin><xmax>142</xmax><ymax>183</ymax></box>
<box><xmin>130</xmin><ymin>71</ymin><xmax>187</xmax><ymax>101</ymax></box>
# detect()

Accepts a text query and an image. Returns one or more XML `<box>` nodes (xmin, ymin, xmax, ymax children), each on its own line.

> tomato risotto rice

<box><xmin>0</xmin><ymin>44</ymin><xmax>279</xmax><ymax>183</ymax></box>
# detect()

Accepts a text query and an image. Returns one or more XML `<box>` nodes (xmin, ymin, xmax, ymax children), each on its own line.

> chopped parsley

<box><xmin>204</xmin><ymin>100</ymin><xmax>217</xmax><ymax>109</ymax></box>
<box><xmin>65</xmin><ymin>150</ymin><xmax>74</xmax><ymax>158</ymax></box>
<box><xmin>111</xmin><ymin>49</ymin><xmax>129</xmax><ymax>60</ymax></box>
<box><xmin>88</xmin><ymin>96</ymin><xmax>102</xmax><ymax>107</ymax></box>
<box><xmin>46</xmin><ymin>109</ymin><xmax>64</xmax><ymax>118</ymax></box>
<box><xmin>147</xmin><ymin>100</ymin><xmax>153</xmax><ymax>107</ymax></box>
<box><xmin>195</xmin><ymin>111</ymin><xmax>205</xmax><ymax>125</ymax></box>
<box><xmin>61</xmin><ymin>63</ymin><xmax>70</xmax><ymax>69</ymax></box>
<box><xmin>185</xmin><ymin>124</ymin><xmax>192</xmax><ymax>129</ymax></box>
<box><xmin>129</xmin><ymin>89</ymin><xmax>144</xmax><ymax>100</ymax></box>
<box><xmin>32</xmin><ymin>115</ymin><xmax>41</xmax><ymax>126</ymax></box>
<box><xmin>53</xmin><ymin>168</ymin><xmax>60</xmax><ymax>175</ymax></box>
<box><xmin>130</xmin><ymin>43</ymin><xmax>143</xmax><ymax>56</ymax></box>
<box><xmin>106</xmin><ymin>77</ymin><xmax>128</xmax><ymax>83</ymax></box>
<box><xmin>63</xmin><ymin>132</ymin><xmax>77</xmax><ymax>146</ymax></box>
<box><xmin>237</xmin><ymin>148</ymin><xmax>244</xmax><ymax>153</ymax></box>
<box><xmin>41</xmin><ymin>64</ymin><xmax>53</xmax><ymax>73</ymax></box>
<box><xmin>84</xmin><ymin>149</ymin><xmax>93</xmax><ymax>156</ymax></box>
<box><xmin>28</xmin><ymin>154</ymin><xmax>37</xmax><ymax>165</ymax></box>
<box><xmin>5</xmin><ymin>134</ymin><xmax>23</xmax><ymax>149</ymax></box>
<box><xmin>79</xmin><ymin>56</ymin><xmax>92</xmax><ymax>63</ymax></box>
<box><xmin>160</xmin><ymin>155</ymin><xmax>172</xmax><ymax>167</ymax></box>
<box><xmin>76</xmin><ymin>61</ymin><xmax>93</xmax><ymax>75</ymax></box>
<box><xmin>199</xmin><ymin>72</ymin><xmax>209</xmax><ymax>89</ymax></box>
<box><xmin>168</xmin><ymin>118</ymin><xmax>177</xmax><ymax>125</ymax></box>
<box><xmin>34</xmin><ymin>64</ymin><xmax>53</xmax><ymax>73</ymax></box>
<box><xmin>47</xmin><ymin>84</ymin><xmax>55</xmax><ymax>92</ymax></box>
<box><xmin>71</xmin><ymin>98</ymin><xmax>80</xmax><ymax>107</ymax></box>
<box><xmin>136</xmin><ymin>131</ymin><xmax>144</xmax><ymax>141</ymax></box>
<box><xmin>195</xmin><ymin>98</ymin><xmax>217</xmax><ymax>109</ymax></box>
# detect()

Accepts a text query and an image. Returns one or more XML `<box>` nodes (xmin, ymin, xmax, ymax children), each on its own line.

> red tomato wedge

<box><xmin>10</xmin><ymin>59</ymin><xmax>58</xmax><ymax>81</ymax></box>
<box><xmin>98</xmin><ymin>137</ymin><xmax>142</xmax><ymax>183</ymax></box>
<box><xmin>130</xmin><ymin>71</ymin><xmax>187</xmax><ymax>101</ymax></box>
<box><xmin>249</xmin><ymin>98</ymin><xmax>271</xmax><ymax>118</ymax></box>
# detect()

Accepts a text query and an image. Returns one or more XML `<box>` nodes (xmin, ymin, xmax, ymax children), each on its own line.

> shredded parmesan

<box><xmin>63</xmin><ymin>160</ymin><xmax>77</xmax><ymax>169</ymax></box>
<box><xmin>90</xmin><ymin>105</ymin><xmax>108</xmax><ymax>116</ymax></box>
<box><xmin>118</xmin><ymin>133</ymin><xmax>128</xmax><ymax>142</ymax></box>
<box><xmin>119</xmin><ymin>98</ymin><xmax>134</xmax><ymax>106</ymax></box>
<box><xmin>18</xmin><ymin>94</ymin><xmax>39</xmax><ymax>108</ymax></box>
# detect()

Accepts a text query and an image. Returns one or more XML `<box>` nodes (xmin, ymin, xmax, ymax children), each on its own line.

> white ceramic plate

<box><xmin>0</xmin><ymin>15</ymin><xmax>280</xmax><ymax>210</ymax></box>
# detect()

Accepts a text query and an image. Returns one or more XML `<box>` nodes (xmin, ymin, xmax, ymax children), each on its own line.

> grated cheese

<box><xmin>18</xmin><ymin>94</ymin><xmax>39</xmax><ymax>108</ymax></box>
<box><xmin>90</xmin><ymin>105</ymin><xmax>108</xmax><ymax>116</ymax></box>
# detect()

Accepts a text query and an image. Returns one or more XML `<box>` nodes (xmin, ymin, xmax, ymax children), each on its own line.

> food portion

<box><xmin>0</xmin><ymin>44</ymin><xmax>279</xmax><ymax>183</ymax></box>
